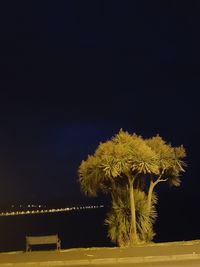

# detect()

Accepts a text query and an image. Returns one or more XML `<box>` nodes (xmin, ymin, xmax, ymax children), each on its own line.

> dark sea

<box><xmin>0</xmin><ymin>208</ymin><xmax>112</xmax><ymax>252</ymax></box>
<box><xmin>0</xmin><ymin>198</ymin><xmax>199</xmax><ymax>252</ymax></box>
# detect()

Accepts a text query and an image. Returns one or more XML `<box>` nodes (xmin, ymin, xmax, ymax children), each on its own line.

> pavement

<box><xmin>0</xmin><ymin>240</ymin><xmax>200</xmax><ymax>266</ymax></box>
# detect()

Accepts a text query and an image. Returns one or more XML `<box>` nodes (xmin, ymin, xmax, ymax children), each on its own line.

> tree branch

<box><xmin>152</xmin><ymin>169</ymin><xmax>168</xmax><ymax>187</ymax></box>
<box><xmin>159</xmin><ymin>178</ymin><xmax>168</xmax><ymax>183</ymax></box>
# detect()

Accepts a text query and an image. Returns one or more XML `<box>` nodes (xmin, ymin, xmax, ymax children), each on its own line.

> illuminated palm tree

<box><xmin>79</xmin><ymin>130</ymin><xmax>159</xmax><ymax>244</ymax></box>
<box><xmin>78</xmin><ymin>130</ymin><xmax>186</xmax><ymax>245</ymax></box>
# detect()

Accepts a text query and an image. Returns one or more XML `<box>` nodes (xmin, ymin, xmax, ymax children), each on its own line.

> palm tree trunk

<box><xmin>128</xmin><ymin>177</ymin><xmax>138</xmax><ymax>244</ymax></box>
<box><xmin>147</xmin><ymin>180</ymin><xmax>154</xmax><ymax>214</ymax></box>
<box><xmin>147</xmin><ymin>171</ymin><xmax>167</xmax><ymax>213</ymax></box>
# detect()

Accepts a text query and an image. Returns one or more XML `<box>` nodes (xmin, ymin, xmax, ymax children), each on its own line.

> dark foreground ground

<box><xmin>0</xmin><ymin>240</ymin><xmax>200</xmax><ymax>266</ymax></box>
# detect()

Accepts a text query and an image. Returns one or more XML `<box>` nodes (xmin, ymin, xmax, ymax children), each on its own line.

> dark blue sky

<box><xmin>0</xmin><ymin>0</ymin><xmax>199</xmax><ymax>234</ymax></box>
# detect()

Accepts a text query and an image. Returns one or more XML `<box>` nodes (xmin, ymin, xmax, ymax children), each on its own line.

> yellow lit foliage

<box><xmin>78</xmin><ymin>129</ymin><xmax>186</xmax><ymax>246</ymax></box>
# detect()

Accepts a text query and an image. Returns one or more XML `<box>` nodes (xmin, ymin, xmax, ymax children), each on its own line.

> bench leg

<box><xmin>57</xmin><ymin>240</ymin><xmax>61</xmax><ymax>250</ymax></box>
<box><xmin>26</xmin><ymin>244</ymin><xmax>31</xmax><ymax>252</ymax></box>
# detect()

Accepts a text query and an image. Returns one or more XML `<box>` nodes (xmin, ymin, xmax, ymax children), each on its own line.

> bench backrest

<box><xmin>26</xmin><ymin>235</ymin><xmax>59</xmax><ymax>245</ymax></box>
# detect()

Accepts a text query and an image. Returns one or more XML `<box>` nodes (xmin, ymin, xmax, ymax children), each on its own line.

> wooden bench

<box><xmin>26</xmin><ymin>234</ymin><xmax>61</xmax><ymax>251</ymax></box>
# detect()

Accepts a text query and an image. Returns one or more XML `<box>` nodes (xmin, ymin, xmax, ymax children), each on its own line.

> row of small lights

<box><xmin>0</xmin><ymin>205</ymin><xmax>104</xmax><ymax>217</ymax></box>
<box><xmin>11</xmin><ymin>205</ymin><xmax>44</xmax><ymax>208</ymax></box>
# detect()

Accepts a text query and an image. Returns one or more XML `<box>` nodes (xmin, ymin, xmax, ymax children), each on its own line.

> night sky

<box><xmin>0</xmin><ymin>1</ymin><xmax>200</xmax><ymax>241</ymax></box>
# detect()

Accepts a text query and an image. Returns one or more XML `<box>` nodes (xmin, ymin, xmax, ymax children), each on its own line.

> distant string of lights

<box><xmin>0</xmin><ymin>205</ymin><xmax>104</xmax><ymax>217</ymax></box>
